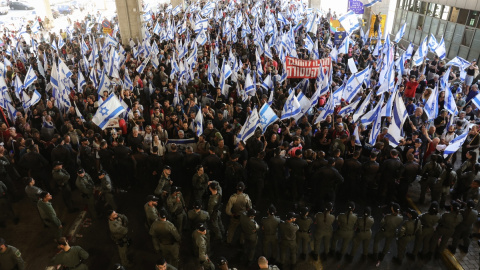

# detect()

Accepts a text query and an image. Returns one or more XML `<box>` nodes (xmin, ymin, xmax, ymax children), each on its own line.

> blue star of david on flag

<box><xmin>100</xmin><ymin>107</ymin><xmax>109</xmax><ymax>116</ymax></box>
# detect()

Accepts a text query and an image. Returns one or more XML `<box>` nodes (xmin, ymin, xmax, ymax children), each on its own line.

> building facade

<box><xmin>393</xmin><ymin>0</ymin><xmax>480</xmax><ymax>61</ymax></box>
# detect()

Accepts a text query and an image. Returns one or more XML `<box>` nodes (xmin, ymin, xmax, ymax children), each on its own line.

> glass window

<box><xmin>448</xmin><ymin>43</ymin><xmax>459</xmax><ymax>59</ymax></box>
<box><xmin>434</xmin><ymin>5</ymin><xmax>442</xmax><ymax>18</ymax></box>
<box><xmin>419</xmin><ymin>1</ymin><xmax>428</xmax><ymax>15</ymax></box>
<box><xmin>402</xmin><ymin>9</ymin><xmax>408</xmax><ymax>22</ymax></box>
<box><xmin>395</xmin><ymin>9</ymin><xmax>402</xmax><ymax>24</ymax></box>
<box><xmin>406</xmin><ymin>11</ymin><xmax>413</xmax><ymax>25</ymax></box>
<box><xmin>468</xmin><ymin>50</ymin><xmax>479</xmax><ymax>63</ymax></box>
<box><xmin>414</xmin><ymin>29</ymin><xmax>422</xmax><ymax>44</ymax></box>
<box><xmin>454</xmin><ymin>24</ymin><xmax>465</xmax><ymax>44</ymax></box>
<box><xmin>412</xmin><ymin>13</ymin><xmax>419</xmax><ymax>30</ymax></box>
<box><xmin>463</xmin><ymin>28</ymin><xmax>475</xmax><ymax>47</ymax></box>
<box><xmin>417</xmin><ymin>15</ymin><xmax>425</xmax><ymax>30</ymax></box>
<box><xmin>467</xmin><ymin>11</ymin><xmax>479</xmax><ymax>27</ymax></box>
<box><xmin>457</xmin><ymin>9</ymin><xmax>469</xmax><ymax>25</ymax></box>
<box><xmin>472</xmin><ymin>29</ymin><xmax>480</xmax><ymax>49</ymax></box>
<box><xmin>431</xmin><ymin>18</ymin><xmax>440</xmax><ymax>36</ymax></box>
<box><xmin>445</xmin><ymin>22</ymin><xmax>455</xmax><ymax>42</ymax></box>
<box><xmin>450</xmin><ymin>7</ymin><xmax>460</xmax><ymax>23</ymax></box>
<box><xmin>444</xmin><ymin>41</ymin><xmax>451</xmax><ymax>54</ymax></box>
<box><xmin>441</xmin><ymin>6</ymin><xmax>451</xmax><ymax>20</ymax></box>
<box><xmin>458</xmin><ymin>46</ymin><xmax>469</xmax><ymax>59</ymax></box>
<box><xmin>424</xmin><ymin>16</ymin><xmax>432</xmax><ymax>33</ymax></box>
<box><xmin>408</xmin><ymin>24</ymin><xmax>416</xmax><ymax>40</ymax></box>
<box><xmin>426</xmin><ymin>3</ymin><xmax>435</xmax><ymax>16</ymax></box>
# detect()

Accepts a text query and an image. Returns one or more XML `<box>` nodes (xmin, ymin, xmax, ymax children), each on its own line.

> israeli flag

<box><xmin>200</xmin><ymin>1</ymin><xmax>215</xmax><ymax>18</ymax></box>
<box><xmin>173</xmin><ymin>83</ymin><xmax>180</xmax><ymax>107</ymax></box>
<box><xmin>314</xmin><ymin>91</ymin><xmax>335</xmax><ymax>124</ymax></box>
<box><xmin>471</xmin><ymin>93</ymin><xmax>480</xmax><ymax>109</ymax></box>
<box><xmin>92</xmin><ymin>94</ymin><xmax>126</xmax><ymax>129</ymax></box>
<box><xmin>153</xmin><ymin>21</ymin><xmax>162</xmax><ymax>36</ymax></box>
<box><xmin>97</xmin><ymin>70</ymin><xmax>111</xmax><ymax>96</ymax></box>
<box><xmin>219</xmin><ymin>59</ymin><xmax>232</xmax><ymax>96</ymax></box>
<box><xmin>260</xmin><ymin>75</ymin><xmax>273</xmax><ymax>90</ymax></box>
<box><xmin>435</xmin><ymin>36</ymin><xmax>446</xmax><ymax>60</ymax></box>
<box><xmin>237</xmin><ymin>109</ymin><xmax>260</xmax><ymax>142</ymax></box>
<box><xmin>194</xmin><ymin>106</ymin><xmax>204</xmax><ymax>137</ymax></box>
<box><xmin>28</xmin><ymin>90</ymin><xmax>42</xmax><ymax>108</ymax></box>
<box><xmin>338</xmin><ymin>35</ymin><xmax>350</xmax><ymax>55</ymax></box>
<box><xmin>385</xmin><ymin>94</ymin><xmax>408</xmax><ymax>146</ymax></box>
<box><xmin>360</xmin><ymin>94</ymin><xmax>384</xmax><ymax>125</ymax></box>
<box><xmin>245</xmin><ymin>73</ymin><xmax>256</xmax><ymax>96</ymax></box>
<box><xmin>293</xmin><ymin>92</ymin><xmax>312</xmax><ymax>121</ymax></box>
<box><xmin>58</xmin><ymin>37</ymin><xmax>65</xmax><ymax>50</ymax></box>
<box><xmin>105</xmin><ymin>35</ymin><xmax>118</xmax><ymax>47</ymax></box>
<box><xmin>338</xmin><ymin>98</ymin><xmax>361</xmax><ymax>117</ymax></box>
<box><xmin>6</xmin><ymin>101</ymin><xmax>17</xmax><ymax>122</ymax></box>
<box><xmin>31</xmin><ymin>21</ymin><xmax>41</xmax><ymax>34</ymax></box>
<box><xmin>428</xmin><ymin>34</ymin><xmax>439</xmax><ymax>52</ymax></box>
<box><xmin>89</xmin><ymin>66</ymin><xmax>97</xmax><ymax>88</ymax></box>
<box><xmin>195</xmin><ymin>18</ymin><xmax>209</xmax><ymax>33</ymax></box>
<box><xmin>424</xmin><ymin>84</ymin><xmax>439</xmax><ymax>119</ymax></box>
<box><xmin>413</xmin><ymin>36</ymin><xmax>428</xmax><ymax>66</ymax></box>
<box><xmin>13</xmin><ymin>76</ymin><xmax>24</xmax><ymax>98</ymax></box>
<box><xmin>368</xmin><ymin>101</ymin><xmax>383</xmax><ymax>145</ymax></box>
<box><xmin>74</xmin><ymin>101</ymin><xmax>85</xmax><ymax>122</ymax></box>
<box><xmin>338</xmin><ymin>11</ymin><xmax>360</xmax><ymax>35</ymax></box>
<box><xmin>443</xmin><ymin>124</ymin><xmax>474</xmax><ymax>157</ymax></box>
<box><xmin>136</xmin><ymin>56</ymin><xmax>150</xmax><ymax>74</ymax></box>
<box><xmin>364</xmin><ymin>0</ymin><xmax>381</xmax><ymax>8</ymax></box>
<box><xmin>196</xmin><ymin>27</ymin><xmax>208</xmax><ymax>46</ymax></box>
<box><xmin>51</xmin><ymin>39</ymin><xmax>58</xmax><ymax>52</ymax></box>
<box><xmin>78</xmin><ymin>70</ymin><xmax>86</xmax><ymax>93</ymax></box>
<box><xmin>172</xmin><ymin>5</ymin><xmax>182</xmax><ymax>16</ymax></box>
<box><xmin>281</xmin><ymin>90</ymin><xmax>302</xmax><ymax>120</ymax></box>
<box><xmin>394</xmin><ymin>23</ymin><xmax>406</xmax><ymax>43</ymax></box>
<box><xmin>259</xmin><ymin>103</ymin><xmax>279</xmax><ymax>134</ymax></box>
<box><xmin>445</xmin><ymin>56</ymin><xmax>470</xmax><ymax>70</ymax></box>
<box><xmin>304</xmin><ymin>34</ymin><xmax>314</xmax><ymax>52</ymax></box>
<box><xmin>24</xmin><ymin>66</ymin><xmax>37</xmax><ymax>88</ymax></box>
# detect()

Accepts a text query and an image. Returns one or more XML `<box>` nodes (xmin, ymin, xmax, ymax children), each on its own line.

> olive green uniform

<box><xmin>101</xmin><ymin>174</ymin><xmax>117</xmax><ymax>211</ymax></box>
<box><xmin>0</xmin><ymin>181</ymin><xmax>15</xmax><ymax>225</ymax></box>
<box><xmin>75</xmin><ymin>173</ymin><xmax>97</xmax><ymax>219</ymax></box>
<box><xmin>296</xmin><ymin>216</ymin><xmax>313</xmax><ymax>256</ymax></box>
<box><xmin>430</xmin><ymin>211</ymin><xmax>463</xmax><ymax>253</ymax></box>
<box><xmin>207</xmin><ymin>192</ymin><xmax>224</xmax><ymax>241</ymax></box>
<box><xmin>396</xmin><ymin>218</ymin><xmax>422</xmax><ymax>260</ymax></box>
<box><xmin>52</xmin><ymin>168</ymin><xmax>74</xmax><ymax>211</ymax></box>
<box><xmin>166</xmin><ymin>192</ymin><xmax>186</xmax><ymax>235</ymax></box>
<box><xmin>225</xmin><ymin>192</ymin><xmax>252</xmax><ymax>244</ymax></box>
<box><xmin>192</xmin><ymin>230</ymin><xmax>215</xmax><ymax>270</ymax></box>
<box><xmin>372</xmin><ymin>213</ymin><xmax>403</xmax><ymax>256</ymax></box>
<box><xmin>188</xmin><ymin>209</ymin><xmax>210</xmax><ymax>250</ymax></box>
<box><xmin>50</xmin><ymin>246</ymin><xmax>89</xmax><ymax>270</ymax></box>
<box><xmin>108</xmin><ymin>214</ymin><xmax>131</xmax><ymax>266</ymax></box>
<box><xmin>0</xmin><ymin>245</ymin><xmax>25</xmax><ymax>270</ymax></box>
<box><xmin>411</xmin><ymin>212</ymin><xmax>440</xmax><ymax>256</ymax></box>
<box><xmin>149</xmin><ymin>219</ymin><xmax>180</xmax><ymax>267</ymax></box>
<box><xmin>262</xmin><ymin>215</ymin><xmax>280</xmax><ymax>260</ymax></box>
<box><xmin>350</xmin><ymin>215</ymin><xmax>374</xmax><ymax>257</ymax></box>
<box><xmin>313</xmin><ymin>211</ymin><xmax>335</xmax><ymax>256</ymax></box>
<box><xmin>144</xmin><ymin>203</ymin><xmax>159</xmax><ymax>228</ymax></box>
<box><xmin>420</xmin><ymin>161</ymin><xmax>443</xmax><ymax>204</ymax></box>
<box><xmin>192</xmin><ymin>173</ymin><xmax>209</xmax><ymax>204</ymax></box>
<box><xmin>240</xmin><ymin>212</ymin><xmax>259</xmax><ymax>262</ymax></box>
<box><xmin>279</xmin><ymin>221</ymin><xmax>299</xmax><ymax>265</ymax></box>
<box><xmin>154</xmin><ymin>173</ymin><xmax>172</xmax><ymax>198</ymax></box>
<box><xmin>332</xmin><ymin>212</ymin><xmax>357</xmax><ymax>256</ymax></box>
<box><xmin>451</xmin><ymin>208</ymin><xmax>479</xmax><ymax>251</ymax></box>
<box><xmin>37</xmin><ymin>199</ymin><xmax>62</xmax><ymax>239</ymax></box>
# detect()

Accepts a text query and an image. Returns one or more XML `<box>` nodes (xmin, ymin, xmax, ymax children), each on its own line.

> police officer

<box><xmin>79</xmin><ymin>137</ymin><xmax>96</xmax><ymax>178</ymax></box>
<box><xmin>247</xmin><ymin>151</ymin><xmax>268</xmax><ymax>205</ymax></box>
<box><xmin>313</xmin><ymin>158</ymin><xmax>344</xmax><ymax>210</ymax></box>
<box><xmin>408</xmin><ymin>201</ymin><xmax>441</xmax><ymax>260</ymax></box>
<box><xmin>258</xmin><ymin>256</ymin><xmax>280</xmax><ymax>270</ymax></box>
<box><xmin>166</xmin><ymin>186</ymin><xmax>186</xmax><ymax>236</ymax></box>
<box><xmin>347</xmin><ymin>207</ymin><xmax>374</xmax><ymax>262</ymax></box>
<box><xmin>371</xmin><ymin>202</ymin><xmax>403</xmax><ymax>261</ymax></box>
<box><xmin>225</xmin><ymin>181</ymin><xmax>252</xmax><ymax>244</ymax></box>
<box><xmin>149</xmin><ymin>209</ymin><xmax>180</xmax><ymax>268</ymax></box>
<box><xmin>192</xmin><ymin>223</ymin><xmax>215</xmax><ymax>270</ymax></box>
<box><xmin>75</xmin><ymin>168</ymin><xmax>97</xmax><ymax>219</ymax></box>
<box><xmin>207</xmin><ymin>181</ymin><xmax>224</xmax><ymax>241</ymax></box>
<box><xmin>279</xmin><ymin>212</ymin><xmax>299</xmax><ymax>268</ymax></box>
<box><xmin>0</xmin><ymin>238</ymin><xmax>25</xmax><ymax>270</ymax></box>
<box><xmin>50</xmin><ymin>237</ymin><xmax>89</xmax><ymax>270</ymax></box>
<box><xmin>24</xmin><ymin>177</ymin><xmax>43</xmax><ymax>203</ymax></box>
<box><xmin>286</xmin><ymin>149</ymin><xmax>308</xmax><ymax>201</ymax></box>
<box><xmin>430</xmin><ymin>201</ymin><xmax>463</xmax><ymax>258</ymax></box>
<box><xmin>262</xmin><ymin>204</ymin><xmax>280</xmax><ymax>262</ymax></box>
<box><xmin>0</xmin><ymin>180</ymin><xmax>17</xmax><ymax>227</ymax></box>
<box><xmin>99</xmin><ymin>170</ymin><xmax>117</xmax><ymax>211</ymax></box>
<box><xmin>362</xmin><ymin>153</ymin><xmax>380</xmax><ymax>203</ymax></box>
<box><xmin>378</xmin><ymin>150</ymin><xmax>404</xmax><ymax>204</ymax></box>
<box><xmin>332</xmin><ymin>201</ymin><xmax>357</xmax><ymax>261</ymax></box>
<box><xmin>144</xmin><ymin>195</ymin><xmax>160</xmax><ymax>228</ymax></box>
<box><xmin>312</xmin><ymin>202</ymin><xmax>335</xmax><ymax>261</ymax></box>
<box><xmin>37</xmin><ymin>191</ymin><xmax>62</xmax><ymax>240</ymax></box>
<box><xmin>438</xmin><ymin>164</ymin><xmax>457</xmax><ymax>209</ymax></box>
<box><xmin>192</xmin><ymin>165</ymin><xmax>209</xmax><ymax>206</ymax></box>
<box><xmin>296</xmin><ymin>206</ymin><xmax>312</xmax><ymax>261</ymax></box>
<box><xmin>393</xmin><ymin>209</ymin><xmax>421</xmax><ymax>264</ymax></box>
<box><xmin>419</xmin><ymin>154</ymin><xmax>443</xmax><ymax>204</ymax></box>
<box><xmin>341</xmin><ymin>151</ymin><xmax>362</xmax><ymax>199</ymax></box>
<box><xmin>188</xmin><ymin>201</ymin><xmax>210</xmax><ymax>231</ymax></box>
<box><xmin>400</xmin><ymin>154</ymin><xmax>420</xmax><ymax>207</ymax></box>
<box><xmin>217</xmin><ymin>256</ymin><xmax>236</xmax><ymax>270</ymax></box>
<box><xmin>155</xmin><ymin>257</ymin><xmax>178</xmax><ymax>270</ymax></box>
<box><xmin>154</xmin><ymin>166</ymin><xmax>173</xmax><ymax>202</ymax></box>
<box><xmin>449</xmin><ymin>200</ymin><xmax>478</xmax><ymax>253</ymax></box>
<box><xmin>240</xmin><ymin>208</ymin><xmax>259</xmax><ymax>265</ymax></box>
<box><xmin>107</xmin><ymin>210</ymin><xmax>132</xmax><ymax>267</ymax></box>
<box><xmin>52</xmin><ymin>161</ymin><xmax>76</xmax><ymax>212</ymax></box>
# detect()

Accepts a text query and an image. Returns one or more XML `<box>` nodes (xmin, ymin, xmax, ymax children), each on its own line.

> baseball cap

<box><xmin>197</xmin><ymin>223</ymin><xmax>206</xmax><ymax>232</ymax></box>
<box><xmin>247</xmin><ymin>209</ymin><xmax>257</xmax><ymax>217</ymax></box>
<box><xmin>193</xmin><ymin>201</ymin><xmax>202</xmax><ymax>209</ymax></box>
<box><xmin>77</xmin><ymin>168</ymin><xmax>85</xmax><ymax>174</ymax></box>
<box><xmin>218</xmin><ymin>257</ymin><xmax>228</xmax><ymax>266</ymax></box>
<box><xmin>171</xmin><ymin>186</ymin><xmax>181</xmax><ymax>193</ymax></box>
<box><xmin>98</xmin><ymin>170</ymin><xmax>106</xmax><ymax>176</ymax></box>
<box><xmin>414</xmin><ymin>138</ymin><xmax>422</xmax><ymax>144</ymax></box>
<box><xmin>163</xmin><ymin>165</ymin><xmax>171</xmax><ymax>170</ymax></box>
<box><xmin>53</xmin><ymin>161</ymin><xmax>63</xmax><ymax>166</ymax></box>
<box><xmin>146</xmin><ymin>195</ymin><xmax>159</xmax><ymax>202</ymax></box>
<box><xmin>268</xmin><ymin>204</ymin><xmax>277</xmax><ymax>214</ymax></box>
<box><xmin>286</xmin><ymin>212</ymin><xmax>298</xmax><ymax>219</ymax></box>
<box><xmin>236</xmin><ymin>181</ymin><xmax>245</xmax><ymax>191</ymax></box>
<box><xmin>159</xmin><ymin>209</ymin><xmax>168</xmax><ymax>219</ymax></box>
<box><xmin>391</xmin><ymin>202</ymin><xmax>401</xmax><ymax>212</ymax></box>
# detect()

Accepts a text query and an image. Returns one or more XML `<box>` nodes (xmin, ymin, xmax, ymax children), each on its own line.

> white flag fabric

<box><xmin>281</xmin><ymin>90</ymin><xmax>302</xmax><ymax>120</ymax></box>
<box><xmin>195</xmin><ymin>106</ymin><xmax>204</xmax><ymax>136</ymax></box>
<box><xmin>24</xmin><ymin>66</ymin><xmax>37</xmax><ymax>89</ymax></box>
<box><xmin>237</xmin><ymin>109</ymin><xmax>259</xmax><ymax>142</ymax></box>
<box><xmin>443</xmin><ymin>124</ymin><xmax>474</xmax><ymax>157</ymax></box>
<box><xmin>385</xmin><ymin>94</ymin><xmax>408</xmax><ymax>146</ymax></box>
<box><xmin>394</xmin><ymin>23</ymin><xmax>406</xmax><ymax>43</ymax></box>
<box><xmin>258</xmin><ymin>103</ymin><xmax>279</xmax><ymax>134</ymax></box>
<box><xmin>338</xmin><ymin>11</ymin><xmax>360</xmax><ymax>35</ymax></box>
<box><xmin>92</xmin><ymin>94</ymin><xmax>126</xmax><ymax>129</ymax></box>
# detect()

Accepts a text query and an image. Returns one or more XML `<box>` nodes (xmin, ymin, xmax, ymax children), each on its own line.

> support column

<box><xmin>171</xmin><ymin>0</ymin><xmax>184</xmax><ymax>7</ymax></box>
<box><xmin>42</xmin><ymin>0</ymin><xmax>53</xmax><ymax>20</ymax></box>
<box><xmin>309</xmin><ymin>0</ymin><xmax>321</xmax><ymax>10</ymax></box>
<box><xmin>115</xmin><ymin>0</ymin><xmax>143</xmax><ymax>45</ymax></box>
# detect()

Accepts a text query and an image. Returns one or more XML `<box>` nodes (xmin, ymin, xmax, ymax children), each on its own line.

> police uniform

<box><xmin>262</xmin><ymin>214</ymin><xmax>280</xmax><ymax>261</ymax></box>
<box><xmin>207</xmin><ymin>187</ymin><xmax>224</xmax><ymax>241</ymax></box>
<box><xmin>25</xmin><ymin>184</ymin><xmax>43</xmax><ymax>203</ymax></box>
<box><xmin>192</xmin><ymin>225</ymin><xmax>215</xmax><ymax>270</ymax></box>
<box><xmin>166</xmin><ymin>189</ymin><xmax>186</xmax><ymax>235</ymax></box>
<box><xmin>50</xmin><ymin>246</ymin><xmax>89</xmax><ymax>270</ymax></box>
<box><xmin>372</xmin><ymin>212</ymin><xmax>403</xmax><ymax>260</ymax></box>
<box><xmin>279</xmin><ymin>214</ymin><xmax>299</xmax><ymax>265</ymax></box>
<box><xmin>187</xmin><ymin>209</ymin><xmax>210</xmax><ymax>231</ymax></box>
<box><xmin>0</xmin><ymin>181</ymin><xmax>16</xmax><ymax>226</ymax></box>
<box><xmin>430</xmin><ymin>209</ymin><xmax>463</xmax><ymax>254</ymax></box>
<box><xmin>192</xmin><ymin>172</ymin><xmax>209</xmax><ymax>205</ymax></box>
<box><xmin>100</xmin><ymin>173</ymin><xmax>117</xmax><ymax>210</ymax></box>
<box><xmin>154</xmin><ymin>172</ymin><xmax>172</xmax><ymax>199</ymax></box>
<box><xmin>108</xmin><ymin>213</ymin><xmax>131</xmax><ymax>266</ymax></box>
<box><xmin>349</xmin><ymin>214</ymin><xmax>374</xmax><ymax>258</ymax></box>
<box><xmin>225</xmin><ymin>185</ymin><xmax>252</xmax><ymax>244</ymax></box>
<box><xmin>149</xmin><ymin>218</ymin><xmax>181</xmax><ymax>267</ymax></box>
<box><xmin>37</xmin><ymin>198</ymin><xmax>62</xmax><ymax>239</ymax></box>
<box><xmin>450</xmin><ymin>206</ymin><xmax>478</xmax><ymax>252</ymax></box>
<box><xmin>52</xmin><ymin>166</ymin><xmax>74</xmax><ymax>211</ymax></box>
<box><xmin>420</xmin><ymin>160</ymin><xmax>443</xmax><ymax>204</ymax></box>
<box><xmin>410</xmin><ymin>211</ymin><xmax>440</xmax><ymax>258</ymax></box>
<box><xmin>296</xmin><ymin>213</ymin><xmax>313</xmax><ymax>258</ymax></box>
<box><xmin>144</xmin><ymin>202</ymin><xmax>159</xmax><ymax>228</ymax></box>
<box><xmin>240</xmin><ymin>210</ymin><xmax>259</xmax><ymax>263</ymax></box>
<box><xmin>0</xmin><ymin>244</ymin><xmax>25</xmax><ymax>270</ymax></box>
<box><xmin>313</xmin><ymin>211</ymin><xmax>335</xmax><ymax>258</ymax></box>
<box><xmin>332</xmin><ymin>211</ymin><xmax>357</xmax><ymax>258</ymax></box>
<box><xmin>395</xmin><ymin>214</ymin><xmax>422</xmax><ymax>262</ymax></box>
<box><xmin>75</xmin><ymin>171</ymin><xmax>97</xmax><ymax>219</ymax></box>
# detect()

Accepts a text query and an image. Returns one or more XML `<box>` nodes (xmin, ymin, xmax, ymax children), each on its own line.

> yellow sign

<box><xmin>103</xmin><ymin>27</ymin><xmax>112</xmax><ymax>34</ymax></box>
<box><xmin>369</xmin><ymin>15</ymin><xmax>386</xmax><ymax>37</ymax></box>
<box><xmin>330</xmin><ymin>20</ymin><xmax>345</xmax><ymax>32</ymax></box>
